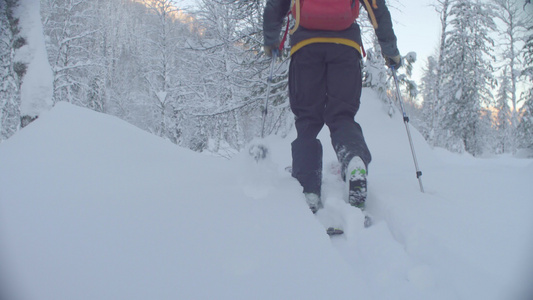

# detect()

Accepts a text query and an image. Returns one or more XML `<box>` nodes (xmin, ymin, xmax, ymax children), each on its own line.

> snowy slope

<box><xmin>1</xmin><ymin>90</ymin><xmax>532</xmax><ymax>300</ymax></box>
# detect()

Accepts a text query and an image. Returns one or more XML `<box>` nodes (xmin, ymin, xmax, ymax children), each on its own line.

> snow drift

<box><xmin>1</xmin><ymin>89</ymin><xmax>532</xmax><ymax>300</ymax></box>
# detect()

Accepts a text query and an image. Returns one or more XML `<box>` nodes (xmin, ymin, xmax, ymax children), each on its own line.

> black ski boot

<box><xmin>346</xmin><ymin>157</ymin><xmax>372</xmax><ymax>227</ymax></box>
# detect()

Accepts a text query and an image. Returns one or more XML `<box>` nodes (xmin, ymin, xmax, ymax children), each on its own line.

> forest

<box><xmin>1</xmin><ymin>0</ymin><xmax>532</xmax><ymax>157</ymax></box>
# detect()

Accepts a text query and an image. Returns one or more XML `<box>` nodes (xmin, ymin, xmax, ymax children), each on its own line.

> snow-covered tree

<box><xmin>92</xmin><ymin>0</ymin><xmax>150</xmax><ymax>122</ymax></box>
<box><xmin>438</xmin><ymin>0</ymin><xmax>497</xmax><ymax>155</ymax></box>
<box><xmin>0</xmin><ymin>0</ymin><xmax>20</xmax><ymax>139</ymax></box>
<box><xmin>41</xmin><ymin>0</ymin><xmax>98</xmax><ymax>105</ymax></box>
<box><xmin>494</xmin><ymin>67</ymin><xmax>513</xmax><ymax>153</ymax></box>
<box><xmin>14</xmin><ymin>0</ymin><xmax>53</xmax><ymax>126</ymax></box>
<box><xmin>516</xmin><ymin>3</ymin><xmax>533</xmax><ymax>150</ymax></box>
<box><xmin>419</xmin><ymin>55</ymin><xmax>439</xmax><ymax>142</ymax></box>
<box><xmin>137</xmin><ymin>0</ymin><xmax>190</xmax><ymax>142</ymax></box>
<box><xmin>362</xmin><ymin>39</ymin><xmax>392</xmax><ymax>110</ymax></box>
<box><xmin>182</xmin><ymin>0</ymin><xmax>290</xmax><ymax>153</ymax></box>
<box><xmin>516</xmin><ymin>87</ymin><xmax>533</xmax><ymax>150</ymax></box>
<box><xmin>420</xmin><ymin>0</ymin><xmax>451</xmax><ymax>147</ymax></box>
<box><xmin>491</xmin><ymin>0</ymin><xmax>532</xmax><ymax>152</ymax></box>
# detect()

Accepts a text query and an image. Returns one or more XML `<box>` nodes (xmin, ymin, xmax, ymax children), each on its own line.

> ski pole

<box><xmin>391</xmin><ymin>66</ymin><xmax>425</xmax><ymax>193</ymax></box>
<box><xmin>260</xmin><ymin>49</ymin><xmax>278</xmax><ymax>138</ymax></box>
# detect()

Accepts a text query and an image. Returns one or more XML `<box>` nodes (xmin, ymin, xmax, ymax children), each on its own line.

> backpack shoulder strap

<box><xmin>289</xmin><ymin>0</ymin><xmax>300</xmax><ymax>35</ymax></box>
<box><xmin>361</xmin><ymin>0</ymin><xmax>378</xmax><ymax>29</ymax></box>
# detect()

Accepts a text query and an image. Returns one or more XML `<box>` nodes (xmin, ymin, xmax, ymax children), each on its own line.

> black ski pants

<box><xmin>289</xmin><ymin>43</ymin><xmax>371</xmax><ymax>195</ymax></box>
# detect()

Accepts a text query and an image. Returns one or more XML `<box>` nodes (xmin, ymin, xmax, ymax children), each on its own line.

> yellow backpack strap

<box><xmin>289</xmin><ymin>0</ymin><xmax>300</xmax><ymax>35</ymax></box>
<box><xmin>362</xmin><ymin>0</ymin><xmax>378</xmax><ymax>29</ymax></box>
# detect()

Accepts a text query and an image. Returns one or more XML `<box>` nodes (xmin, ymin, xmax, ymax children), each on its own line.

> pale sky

<box><xmin>391</xmin><ymin>0</ymin><xmax>441</xmax><ymax>82</ymax></box>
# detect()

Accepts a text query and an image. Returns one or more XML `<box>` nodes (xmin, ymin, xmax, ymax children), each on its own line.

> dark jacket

<box><xmin>263</xmin><ymin>0</ymin><xmax>399</xmax><ymax>57</ymax></box>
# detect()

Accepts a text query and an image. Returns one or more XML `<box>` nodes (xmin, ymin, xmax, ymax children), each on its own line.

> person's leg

<box><xmin>323</xmin><ymin>44</ymin><xmax>371</xmax><ymax>177</ymax></box>
<box><xmin>289</xmin><ymin>45</ymin><xmax>328</xmax><ymax>195</ymax></box>
<box><xmin>322</xmin><ymin>45</ymin><xmax>371</xmax><ymax>216</ymax></box>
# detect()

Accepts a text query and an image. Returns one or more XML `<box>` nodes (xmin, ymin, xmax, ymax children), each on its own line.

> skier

<box><xmin>263</xmin><ymin>0</ymin><xmax>402</xmax><ymax>214</ymax></box>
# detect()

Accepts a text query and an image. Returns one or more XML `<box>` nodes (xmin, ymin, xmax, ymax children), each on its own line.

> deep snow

<box><xmin>1</xmin><ymin>90</ymin><xmax>532</xmax><ymax>300</ymax></box>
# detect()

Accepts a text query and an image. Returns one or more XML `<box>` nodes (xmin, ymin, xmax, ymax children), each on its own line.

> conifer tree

<box><xmin>0</xmin><ymin>0</ymin><xmax>21</xmax><ymax>140</ymax></box>
<box><xmin>516</xmin><ymin>9</ymin><xmax>533</xmax><ymax>151</ymax></box>
<box><xmin>494</xmin><ymin>68</ymin><xmax>513</xmax><ymax>153</ymax></box>
<box><xmin>492</xmin><ymin>0</ymin><xmax>532</xmax><ymax>152</ymax></box>
<box><xmin>420</xmin><ymin>0</ymin><xmax>451</xmax><ymax>148</ymax></box>
<box><xmin>420</xmin><ymin>55</ymin><xmax>439</xmax><ymax>142</ymax></box>
<box><xmin>439</xmin><ymin>0</ymin><xmax>497</xmax><ymax>155</ymax></box>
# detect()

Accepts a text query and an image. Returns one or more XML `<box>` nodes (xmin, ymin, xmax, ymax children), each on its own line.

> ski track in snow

<box><xmin>1</xmin><ymin>90</ymin><xmax>533</xmax><ymax>300</ymax></box>
<box><xmin>266</xmin><ymin>88</ymin><xmax>533</xmax><ymax>300</ymax></box>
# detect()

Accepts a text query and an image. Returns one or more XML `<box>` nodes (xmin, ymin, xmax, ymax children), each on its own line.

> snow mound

<box><xmin>1</xmin><ymin>90</ymin><xmax>533</xmax><ymax>300</ymax></box>
<box><xmin>0</xmin><ymin>102</ymin><xmax>362</xmax><ymax>300</ymax></box>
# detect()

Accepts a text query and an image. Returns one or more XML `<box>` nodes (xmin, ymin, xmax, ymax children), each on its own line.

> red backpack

<box><xmin>291</xmin><ymin>0</ymin><xmax>360</xmax><ymax>32</ymax></box>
